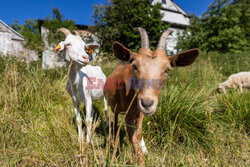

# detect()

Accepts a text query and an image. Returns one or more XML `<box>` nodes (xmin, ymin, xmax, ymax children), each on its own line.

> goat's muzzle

<box><xmin>141</xmin><ymin>99</ymin><xmax>154</xmax><ymax>109</ymax></box>
<box><xmin>138</xmin><ymin>98</ymin><xmax>157</xmax><ymax>116</ymax></box>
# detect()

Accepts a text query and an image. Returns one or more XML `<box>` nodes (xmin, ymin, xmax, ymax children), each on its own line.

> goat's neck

<box><xmin>67</xmin><ymin>62</ymin><xmax>81</xmax><ymax>85</ymax></box>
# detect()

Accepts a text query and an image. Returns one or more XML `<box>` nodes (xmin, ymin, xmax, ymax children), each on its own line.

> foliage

<box><xmin>11</xmin><ymin>8</ymin><xmax>77</xmax><ymax>53</ymax></box>
<box><xmin>11</xmin><ymin>19</ymin><xmax>44</xmax><ymax>54</ymax></box>
<box><xmin>92</xmin><ymin>0</ymin><xmax>169</xmax><ymax>52</ymax></box>
<box><xmin>42</xmin><ymin>8</ymin><xmax>78</xmax><ymax>46</ymax></box>
<box><xmin>177</xmin><ymin>0</ymin><xmax>250</xmax><ymax>53</ymax></box>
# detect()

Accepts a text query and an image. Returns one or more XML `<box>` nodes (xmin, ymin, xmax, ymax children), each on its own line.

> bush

<box><xmin>92</xmin><ymin>0</ymin><xmax>169</xmax><ymax>52</ymax></box>
<box><xmin>177</xmin><ymin>0</ymin><xmax>250</xmax><ymax>53</ymax></box>
<box><xmin>11</xmin><ymin>8</ymin><xmax>77</xmax><ymax>54</ymax></box>
<box><xmin>11</xmin><ymin>19</ymin><xmax>44</xmax><ymax>54</ymax></box>
<box><xmin>42</xmin><ymin>8</ymin><xmax>78</xmax><ymax>46</ymax></box>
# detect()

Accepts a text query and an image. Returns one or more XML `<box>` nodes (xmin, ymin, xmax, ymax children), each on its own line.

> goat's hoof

<box><xmin>86</xmin><ymin>137</ymin><xmax>93</xmax><ymax>145</ymax></box>
<box><xmin>142</xmin><ymin>149</ymin><xmax>148</xmax><ymax>155</ymax></box>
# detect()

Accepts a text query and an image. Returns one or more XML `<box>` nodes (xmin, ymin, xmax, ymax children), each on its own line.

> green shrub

<box><xmin>92</xmin><ymin>0</ymin><xmax>169</xmax><ymax>52</ymax></box>
<box><xmin>177</xmin><ymin>0</ymin><xmax>250</xmax><ymax>53</ymax></box>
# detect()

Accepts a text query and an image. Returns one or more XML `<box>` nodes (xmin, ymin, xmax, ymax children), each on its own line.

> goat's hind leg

<box><xmin>73</xmin><ymin>102</ymin><xmax>84</xmax><ymax>144</ymax></box>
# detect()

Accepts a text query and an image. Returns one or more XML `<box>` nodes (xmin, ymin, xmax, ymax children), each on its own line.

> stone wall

<box><xmin>42</xmin><ymin>50</ymin><xmax>65</xmax><ymax>69</ymax></box>
<box><xmin>41</xmin><ymin>26</ymin><xmax>65</xmax><ymax>69</ymax></box>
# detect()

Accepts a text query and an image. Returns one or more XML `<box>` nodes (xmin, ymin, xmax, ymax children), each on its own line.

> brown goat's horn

<box><xmin>157</xmin><ymin>30</ymin><xmax>173</xmax><ymax>50</ymax></box>
<box><xmin>134</xmin><ymin>27</ymin><xmax>149</xmax><ymax>49</ymax></box>
<box><xmin>72</xmin><ymin>30</ymin><xmax>80</xmax><ymax>36</ymax></box>
<box><xmin>56</xmin><ymin>28</ymin><xmax>72</xmax><ymax>36</ymax></box>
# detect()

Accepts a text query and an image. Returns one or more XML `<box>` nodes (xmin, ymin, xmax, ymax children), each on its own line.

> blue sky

<box><xmin>0</xmin><ymin>0</ymin><xmax>213</xmax><ymax>26</ymax></box>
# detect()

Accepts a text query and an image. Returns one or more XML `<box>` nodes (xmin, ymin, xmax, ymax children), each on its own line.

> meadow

<box><xmin>0</xmin><ymin>52</ymin><xmax>249</xmax><ymax>166</ymax></box>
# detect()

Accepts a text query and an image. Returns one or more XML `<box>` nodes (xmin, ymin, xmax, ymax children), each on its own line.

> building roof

<box><xmin>152</xmin><ymin>0</ymin><xmax>190</xmax><ymax>27</ymax></box>
<box><xmin>0</xmin><ymin>20</ymin><xmax>24</xmax><ymax>41</ymax></box>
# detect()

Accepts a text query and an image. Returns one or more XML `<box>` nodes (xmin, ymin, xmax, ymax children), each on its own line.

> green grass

<box><xmin>0</xmin><ymin>52</ymin><xmax>249</xmax><ymax>166</ymax></box>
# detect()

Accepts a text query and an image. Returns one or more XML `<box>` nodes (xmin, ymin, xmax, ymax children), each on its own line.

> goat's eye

<box><xmin>163</xmin><ymin>68</ymin><xmax>170</xmax><ymax>74</ymax></box>
<box><xmin>132</xmin><ymin>64</ymin><xmax>139</xmax><ymax>72</ymax></box>
<box><xmin>66</xmin><ymin>43</ymin><xmax>72</xmax><ymax>47</ymax></box>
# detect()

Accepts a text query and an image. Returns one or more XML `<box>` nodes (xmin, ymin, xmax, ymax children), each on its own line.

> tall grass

<box><xmin>144</xmin><ymin>80</ymin><xmax>211</xmax><ymax>149</ymax></box>
<box><xmin>0</xmin><ymin>52</ymin><xmax>249</xmax><ymax>166</ymax></box>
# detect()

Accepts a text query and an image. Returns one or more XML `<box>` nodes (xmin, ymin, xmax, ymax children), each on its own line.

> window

<box><xmin>162</xmin><ymin>0</ymin><xmax>166</xmax><ymax>4</ymax></box>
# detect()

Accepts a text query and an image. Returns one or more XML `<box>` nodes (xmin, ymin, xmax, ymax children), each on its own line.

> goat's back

<box><xmin>229</xmin><ymin>71</ymin><xmax>250</xmax><ymax>83</ymax></box>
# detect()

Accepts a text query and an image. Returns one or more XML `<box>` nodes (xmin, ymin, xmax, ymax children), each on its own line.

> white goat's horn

<box><xmin>157</xmin><ymin>30</ymin><xmax>173</xmax><ymax>50</ymax></box>
<box><xmin>56</xmin><ymin>28</ymin><xmax>72</xmax><ymax>36</ymax></box>
<box><xmin>72</xmin><ymin>30</ymin><xmax>80</xmax><ymax>36</ymax></box>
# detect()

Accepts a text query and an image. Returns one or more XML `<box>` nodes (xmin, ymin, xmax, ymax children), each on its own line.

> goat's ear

<box><xmin>85</xmin><ymin>43</ymin><xmax>100</xmax><ymax>50</ymax></box>
<box><xmin>168</xmin><ymin>48</ymin><xmax>199</xmax><ymax>67</ymax></box>
<box><xmin>113</xmin><ymin>42</ymin><xmax>132</xmax><ymax>62</ymax></box>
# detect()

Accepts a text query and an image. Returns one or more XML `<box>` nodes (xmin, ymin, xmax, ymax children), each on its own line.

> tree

<box><xmin>43</xmin><ymin>8</ymin><xmax>78</xmax><ymax>45</ymax></box>
<box><xmin>233</xmin><ymin>0</ymin><xmax>250</xmax><ymax>40</ymax></box>
<box><xmin>177</xmin><ymin>0</ymin><xmax>249</xmax><ymax>53</ymax></box>
<box><xmin>11</xmin><ymin>8</ymin><xmax>77</xmax><ymax>54</ymax></box>
<box><xmin>92</xmin><ymin>0</ymin><xmax>169</xmax><ymax>52</ymax></box>
<box><xmin>43</xmin><ymin>8</ymin><xmax>77</xmax><ymax>44</ymax></box>
<box><xmin>11</xmin><ymin>19</ymin><xmax>44</xmax><ymax>54</ymax></box>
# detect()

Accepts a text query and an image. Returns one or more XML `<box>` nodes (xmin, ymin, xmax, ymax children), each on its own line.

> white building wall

<box><xmin>160</xmin><ymin>10</ymin><xmax>190</xmax><ymax>26</ymax></box>
<box><xmin>9</xmin><ymin>39</ymin><xmax>24</xmax><ymax>55</ymax></box>
<box><xmin>0</xmin><ymin>32</ymin><xmax>10</xmax><ymax>55</ymax></box>
<box><xmin>0</xmin><ymin>20</ymin><xmax>39</xmax><ymax>61</ymax></box>
<box><xmin>0</xmin><ymin>32</ymin><xmax>22</xmax><ymax>56</ymax></box>
<box><xmin>0</xmin><ymin>32</ymin><xmax>38</xmax><ymax>61</ymax></box>
<box><xmin>151</xmin><ymin>0</ymin><xmax>190</xmax><ymax>53</ymax></box>
<box><xmin>166</xmin><ymin>27</ymin><xmax>184</xmax><ymax>54</ymax></box>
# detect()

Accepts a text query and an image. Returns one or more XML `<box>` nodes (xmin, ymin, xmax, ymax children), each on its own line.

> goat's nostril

<box><xmin>83</xmin><ymin>55</ymin><xmax>88</xmax><ymax>60</ymax></box>
<box><xmin>141</xmin><ymin>99</ymin><xmax>154</xmax><ymax>109</ymax></box>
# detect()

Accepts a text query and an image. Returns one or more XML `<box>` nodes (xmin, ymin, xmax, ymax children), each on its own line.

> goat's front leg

<box><xmin>114</xmin><ymin>112</ymin><xmax>118</xmax><ymax>141</ymax></box>
<box><xmin>73</xmin><ymin>102</ymin><xmax>84</xmax><ymax>144</ymax></box>
<box><xmin>238</xmin><ymin>83</ymin><xmax>243</xmax><ymax>93</ymax></box>
<box><xmin>137</xmin><ymin>113</ymin><xmax>148</xmax><ymax>155</ymax></box>
<box><xmin>85</xmin><ymin>99</ymin><xmax>94</xmax><ymax>144</ymax></box>
<box><xmin>222</xmin><ymin>87</ymin><xmax>226</xmax><ymax>94</ymax></box>
<box><xmin>126</xmin><ymin>113</ymin><xmax>144</xmax><ymax>166</ymax></box>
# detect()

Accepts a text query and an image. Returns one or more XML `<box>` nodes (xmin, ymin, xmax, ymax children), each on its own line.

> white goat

<box><xmin>218</xmin><ymin>71</ymin><xmax>250</xmax><ymax>94</ymax></box>
<box><xmin>55</xmin><ymin>28</ymin><xmax>109</xmax><ymax>144</ymax></box>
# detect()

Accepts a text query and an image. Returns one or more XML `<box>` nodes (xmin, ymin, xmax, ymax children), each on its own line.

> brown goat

<box><xmin>104</xmin><ymin>28</ymin><xmax>199</xmax><ymax>165</ymax></box>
